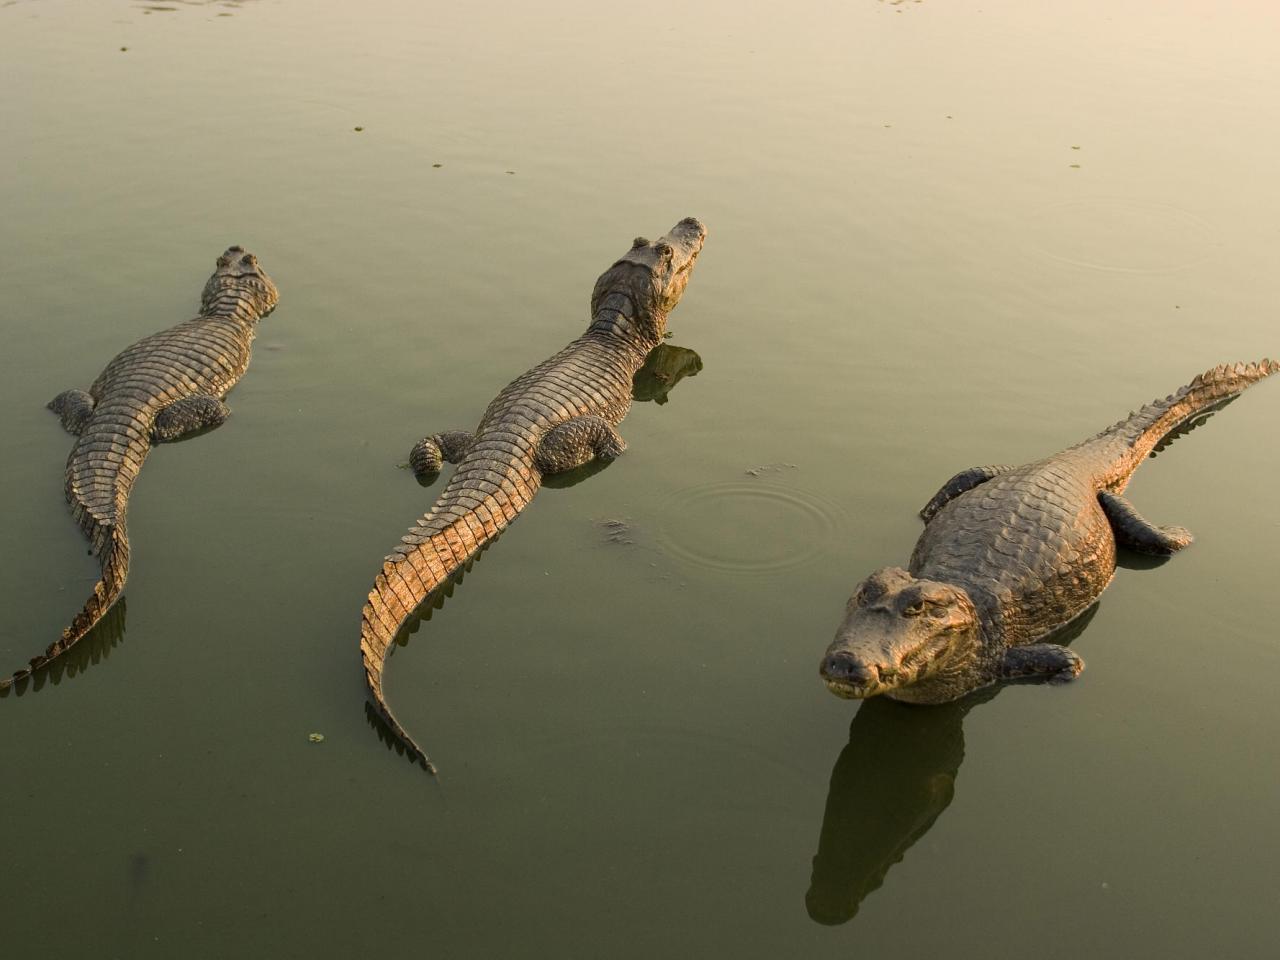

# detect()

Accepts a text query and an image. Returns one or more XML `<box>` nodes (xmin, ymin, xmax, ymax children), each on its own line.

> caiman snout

<box><xmin>654</xmin><ymin>217</ymin><xmax>707</xmax><ymax>270</ymax></box>
<box><xmin>669</xmin><ymin>216</ymin><xmax>708</xmax><ymax>249</ymax></box>
<box><xmin>821</xmin><ymin>652</ymin><xmax>878</xmax><ymax>686</ymax></box>
<box><xmin>820</xmin><ymin>650</ymin><xmax>898</xmax><ymax>699</ymax></box>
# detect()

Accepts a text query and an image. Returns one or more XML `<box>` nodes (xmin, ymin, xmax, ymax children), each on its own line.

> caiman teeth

<box><xmin>824</xmin><ymin>678</ymin><xmax>876</xmax><ymax>700</ymax></box>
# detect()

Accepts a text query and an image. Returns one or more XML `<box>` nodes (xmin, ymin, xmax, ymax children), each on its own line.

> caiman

<box><xmin>820</xmin><ymin>360</ymin><xmax>1278</xmax><ymax>703</ymax></box>
<box><xmin>362</xmin><ymin>217</ymin><xmax>707</xmax><ymax>772</ymax></box>
<box><xmin>1</xmin><ymin>247</ymin><xmax>279</xmax><ymax>690</ymax></box>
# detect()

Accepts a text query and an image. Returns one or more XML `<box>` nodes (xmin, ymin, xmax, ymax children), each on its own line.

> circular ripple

<box><xmin>1029</xmin><ymin>198</ymin><xmax>1218</xmax><ymax>273</ymax></box>
<box><xmin>656</xmin><ymin>480</ymin><xmax>845</xmax><ymax>574</ymax></box>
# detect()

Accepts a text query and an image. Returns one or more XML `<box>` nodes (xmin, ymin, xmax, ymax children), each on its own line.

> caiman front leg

<box><xmin>1098</xmin><ymin>490</ymin><xmax>1194</xmax><ymax>555</ymax></box>
<box><xmin>1000</xmin><ymin>644</ymin><xmax>1085</xmax><ymax>684</ymax></box>
<box><xmin>920</xmin><ymin>465</ymin><xmax>1015</xmax><ymax>522</ymax></box>
<box><xmin>48</xmin><ymin>389</ymin><xmax>95</xmax><ymax>435</ymax></box>
<box><xmin>152</xmin><ymin>394</ymin><xmax>230</xmax><ymax>442</ymax></box>
<box><xmin>409</xmin><ymin>430</ymin><xmax>475</xmax><ymax>483</ymax></box>
<box><xmin>534</xmin><ymin>415</ymin><xmax>627</xmax><ymax>474</ymax></box>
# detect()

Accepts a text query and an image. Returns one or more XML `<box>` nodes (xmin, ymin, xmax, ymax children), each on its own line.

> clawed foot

<box><xmin>1002</xmin><ymin>643</ymin><xmax>1085</xmax><ymax>685</ymax></box>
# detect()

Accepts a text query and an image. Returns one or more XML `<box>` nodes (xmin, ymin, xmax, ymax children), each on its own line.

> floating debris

<box><xmin>308</xmin><ymin>732</ymin><xmax>325</xmax><ymax>743</ymax></box>
<box><xmin>597</xmin><ymin>518</ymin><xmax>635</xmax><ymax>546</ymax></box>
<box><xmin>744</xmin><ymin>462</ymin><xmax>798</xmax><ymax>478</ymax></box>
<box><xmin>353</xmin><ymin>126</ymin><xmax>364</xmax><ymax>132</ymax></box>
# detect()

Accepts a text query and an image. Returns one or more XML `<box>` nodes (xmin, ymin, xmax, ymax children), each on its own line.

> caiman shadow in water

<box><xmin>359</xmin><ymin>220</ymin><xmax>708</xmax><ymax>774</ymax></box>
<box><xmin>0</xmin><ymin>598</ymin><xmax>127</xmax><ymax>699</ymax></box>
<box><xmin>543</xmin><ymin>342</ymin><xmax>704</xmax><ymax>490</ymax></box>
<box><xmin>808</xmin><ymin>605</ymin><xmax>1097</xmax><ymax>925</ymax></box>
<box><xmin>630</xmin><ymin>342</ymin><xmax>703</xmax><ymax>405</ymax></box>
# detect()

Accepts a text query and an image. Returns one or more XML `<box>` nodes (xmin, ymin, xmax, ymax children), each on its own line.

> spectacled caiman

<box><xmin>820</xmin><ymin>360</ymin><xmax>1278</xmax><ymax>703</ymax></box>
<box><xmin>362</xmin><ymin>217</ymin><xmax>708</xmax><ymax>772</ymax></box>
<box><xmin>1</xmin><ymin>247</ymin><xmax>279</xmax><ymax>691</ymax></box>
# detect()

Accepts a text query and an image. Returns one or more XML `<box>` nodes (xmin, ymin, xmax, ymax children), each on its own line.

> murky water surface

<box><xmin>3</xmin><ymin>2</ymin><xmax>1278</xmax><ymax>956</ymax></box>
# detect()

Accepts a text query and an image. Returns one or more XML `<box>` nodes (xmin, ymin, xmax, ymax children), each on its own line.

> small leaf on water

<box><xmin>308</xmin><ymin>733</ymin><xmax>325</xmax><ymax>743</ymax></box>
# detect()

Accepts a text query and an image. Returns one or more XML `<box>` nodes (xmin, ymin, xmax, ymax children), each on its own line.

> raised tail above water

<box><xmin>1086</xmin><ymin>359</ymin><xmax>1279</xmax><ymax>490</ymax></box>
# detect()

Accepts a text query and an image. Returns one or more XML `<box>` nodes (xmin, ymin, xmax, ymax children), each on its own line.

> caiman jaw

<box><xmin>820</xmin><ymin>651</ymin><xmax>922</xmax><ymax>699</ymax></box>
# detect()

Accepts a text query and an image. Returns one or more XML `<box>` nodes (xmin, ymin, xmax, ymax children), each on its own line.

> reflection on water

<box><xmin>807</xmin><ymin>606</ymin><xmax>1098</xmax><ymax>925</ymax></box>
<box><xmin>4</xmin><ymin>0</ymin><xmax>1279</xmax><ymax>953</ymax></box>
<box><xmin>0</xmin><ymin>597</ymin><xmax>126</xmax><ymax>699</ymax></box>
<box><xmin>806</xmin><ymin>693</ymin><xmax>980</xmax><ymax>925</ymax></box>
<box><xmin>631</xmin><ymin>342</ymin><xmax>703</xmax><ymax>405</ymax></box>
<box><xmin>543</xmin><ymin>343</ymin><xmax>703</xmax><ymax>490</ymax></box>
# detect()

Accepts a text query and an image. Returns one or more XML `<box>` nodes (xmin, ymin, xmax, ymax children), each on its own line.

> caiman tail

<box><xmin>361</xmin><ymin>455</ymin><xmax>541</xmax><ymax>773</ymax></box>
<box><xmin>1090</xmin><ymin>359</ymin><xmax>1279</xmax><ymax>490</ymax></box>
<box><xmin>2</xmin><ymin>431</ymin><xmax>140</xmax><ymax>690</ymax></box>
<box><xmin>1</xmin><ymin>527</ymin><xmax>130</xmax><ymax>690</ymax></box>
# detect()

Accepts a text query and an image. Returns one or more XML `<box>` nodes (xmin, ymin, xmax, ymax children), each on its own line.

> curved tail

<box><xmin>1089</xmin><ymin>359</ymin><xmax>1279</xmax><ymax>489</ymax></box>
<box><xmin>1</xmin><ymin>519</ymin><xmax>130</xmax><ymax>691</ymax></box>
<box><xmin>361</xmin><ymin>463</ymin><xmax>539</xmax><ymax>773</ymax></box>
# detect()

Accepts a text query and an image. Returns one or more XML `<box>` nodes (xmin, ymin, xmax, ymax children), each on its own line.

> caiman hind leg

<box><xmin>1098</xmin><ymin>491</ymin><xmax>1194</xmax><ymax>555</ymax></box>
<box><xmin>152</xmin><ymin>394</ymin><xmax>230</xmax><ymax>442</ymax></box>
<box><xmin>1000</xmin><ymin>644</ymin><xmax>1085</xmax><ymax>685</ymax></box>
<box><xmin>534</xmin><ymin>415</ymin><xmax>626</xmax><ymax>474</ymax></box>
<box><xmin>48</xmin><ymin>389</ymin><xmax>96</xmax><ymax>435</ymax></box>
<box><xmin>920</xmin><ymin>465</ymin><xmax>1015</xmax><ymax>522</ymax></box>
<box><xmin>409</xmin><ymin>430</ymin><xmax>474</xmax><ymax>483</ymax></box>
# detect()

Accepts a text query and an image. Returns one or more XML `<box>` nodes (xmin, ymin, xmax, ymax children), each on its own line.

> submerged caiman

<box><xmin>820</xmin><ymin>360</ymin><xmax>1278</xmax><ymax>703</ymax></box>
<box><xmin>363</xmin><ymin>217</ymin><xmax>707</xmax><ymax>772</ymax></box>
<box><xmin>1</xmin><ymin>247</ymin><xmax>278</xmax><ymax>690</ymax></box>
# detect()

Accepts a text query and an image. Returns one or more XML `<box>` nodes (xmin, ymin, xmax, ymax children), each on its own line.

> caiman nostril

<box><xmin>821</xmin><ymin>653</ymin><xmax>876</xmax><ymax>684</ymax></box>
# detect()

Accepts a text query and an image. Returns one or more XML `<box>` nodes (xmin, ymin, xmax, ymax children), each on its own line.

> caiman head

<box><xmin>820</xmin><ymin>567</ymin><xmax>980</xmax><ymax>700</ymax></box>
<box><xmin>201</xmin><ymin>245</ymin><xmax>280</xmax><ymax>317</ymax></box>
<box><xmin>590</xmin><ymin>217</ymin><xmax>707</xmax><ymax>343</ymax></box>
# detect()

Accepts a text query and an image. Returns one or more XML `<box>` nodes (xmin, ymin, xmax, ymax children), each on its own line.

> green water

<box><xmin>2</xmin><ymin>1</ymin><xmax>1278</xmax><ymax>957</ymax></box>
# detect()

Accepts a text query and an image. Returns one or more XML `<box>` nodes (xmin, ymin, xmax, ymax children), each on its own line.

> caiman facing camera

<box><xmin>821</xmin><ymin>360</ymin><xmax>1277</xmax><ymax>704</ymax></box>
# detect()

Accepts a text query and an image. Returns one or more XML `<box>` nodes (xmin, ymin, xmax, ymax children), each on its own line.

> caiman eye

<box><xmin>655</xmin><ymin>242</ymin><xmax>673</xmax><ymax>260</ymax></box>
<box><xmin>902</xmin><ymin>602</ymin><xmax>925</xmax><ymax>618</ymax></box>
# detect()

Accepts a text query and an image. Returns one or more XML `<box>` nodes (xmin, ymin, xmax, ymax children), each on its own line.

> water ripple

<box><xmin>1030</xmin><ymin>198</ymin><xmax>1219</xmax><ymax>273</ymax></box>
<box><xmin>656</xmin><ymin>479</ymin><xmax>845</xmax><ymax>574</ymax></box>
